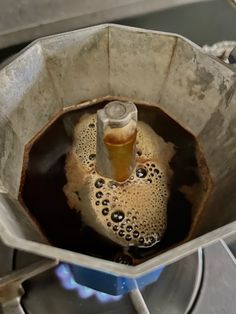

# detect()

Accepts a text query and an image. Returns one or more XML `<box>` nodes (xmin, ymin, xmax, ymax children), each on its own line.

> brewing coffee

<box><xmin>63</xmin><ymin>111</ymin><xmax>174</xmax><ymax>248</ymax></box>
<box><xmin>20</xmin><ymin>99</ymin><xmax>208</xmax><ymax>264</ymax></box>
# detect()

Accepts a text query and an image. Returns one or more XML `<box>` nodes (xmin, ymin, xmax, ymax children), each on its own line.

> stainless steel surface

<box><xmin>1</xmin><ymin>298</ymin><xmax>24</xmax><ymax>314</ymax></box>
<box><xmin>129</xmin><ymin>288</ymin><xmax>150</xmax><ymax>314</ymax></box>
<box><xmin>141</xmin><ymin>249</ymin><xmax>203</xmax><ymax>314</ymax></box>
<box><xmin>185</xmin><ymin>248</ymin><xmax>203</xmax><ymax>313</ymax></box>
<box><xmin>0</xmin><ymin>259</ymin><xmax>57</xmax><ymax>289</ymax></box>
<box><xmin>193</xmin><ymin>240</ymin><xmax>236</xmax><ymax>314</ymax></box>
<box><xmin>0</xmin><ymin>0</ymin><xmax>207</xmax><ymax>49</ymax></box>
<box><xmin>0</xmin><ymin>255</ymin><xmax>57</xmax><ymax>314</ymax></box>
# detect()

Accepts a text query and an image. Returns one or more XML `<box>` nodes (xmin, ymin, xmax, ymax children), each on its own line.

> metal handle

<box><xmin>1</xmin><ymin>298</ymin><xmax>25</xmax><ymax>314</ymax></box>
<box><xmin>0</xmin><ymin>258</ymin><xmax>57</xmax><ymax>314</ymax></box>
<box><xmin>129</xmin><ymin>283</ymin><xmax>150</xmax><ymax>314</ymax></box>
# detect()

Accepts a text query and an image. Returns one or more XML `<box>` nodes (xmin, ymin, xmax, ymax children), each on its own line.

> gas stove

<box><xmin>1</xmin><ymin>1</ymin><xmax>236</xmax><ymax>314</ymax></box>
<box><xmin>1</xmin><ymin>236</ymin><xmax>236</xmax><ymax>314</ymax></box>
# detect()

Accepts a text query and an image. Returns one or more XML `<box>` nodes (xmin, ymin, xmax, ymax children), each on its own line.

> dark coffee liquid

<box><xmin>20</xmin><ymin>100</ymin><xmax>205</xmax><ymax>264</ymax></box>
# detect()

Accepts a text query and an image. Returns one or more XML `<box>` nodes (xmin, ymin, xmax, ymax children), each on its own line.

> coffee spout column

<box><xmin>96</xmin><ymin>101</ymin><xmax>138</xmax><ymax>182</ymax></box>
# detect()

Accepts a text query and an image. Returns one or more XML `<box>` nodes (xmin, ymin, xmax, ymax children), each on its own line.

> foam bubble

<box><xmin>125</xmin><ymin>234</ymin><xmax>132</xmax><ymax>241</ymax></box>
<box><xmin>89</xmin><ymin>154</ymin><xmax>96</xmax><ymax>161</ymax></box>
<box><xmin>95</xmin><ymin>178</ymin><xmax>105</xmax><ymax>188</ymax></box>
<box><xmin>102</xmin><ymin>208</ymin><xmax>109</xmax><ymax>216</ymax></box>
<box><xmin>96</xmin><ymin>191</ymin><xmax>103</xmax><ymax>199</ymax></box>
<box><xmin>126</xmin><ymin>225</ymin><xmax>133</xmax><ymax>232</ymax></box>
<box><xmin>113</xmin><ymin>225</ymin><xmax>118</xmax><ymax>231</ymax></box>
<box><xmin>111</xmin><ymin>211</ymin><xmax>125</xmax><ymax>223</ymax></box>
<box><xmin>118</xmin><ymin>230</ymin><xmax>125</xmax><ymax>237</ymax></box>
<box><xmin>102</xmin><ymin>199</ymin><xmax>110</xmax><ymax>206</ymax></box>
<box><xmin>136</xmin><ymin>167</ymin><xmax>147</xmax><ymax>178</ymax></box>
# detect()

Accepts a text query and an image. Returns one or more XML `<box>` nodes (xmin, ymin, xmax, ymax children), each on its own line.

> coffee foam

<box><xmin>64</xmin><ymin>113</ymin><xmax>175</xmax><ymax>247</ymax></box>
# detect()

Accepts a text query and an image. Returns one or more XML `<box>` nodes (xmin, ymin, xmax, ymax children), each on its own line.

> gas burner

<box><xmin>55</xmin><ymin>264</ymin><xmax>123</xmax><ymax>303</ymax></box>
<box><xmin>0</xmin><ymin>239</ymin><xmax>203</xmax><ymax>314</ymax></box>
<box><xmin>2</xmin><ymin>238</ymin><xmax>236</xmax><ymax>313</ymax></box>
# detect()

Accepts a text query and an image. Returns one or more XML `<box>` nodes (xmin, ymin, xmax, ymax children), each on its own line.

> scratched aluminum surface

<box><xmin>0</xmin><ymin>24</ymin><xmax>236</xmax><ymax>278</ymax></box>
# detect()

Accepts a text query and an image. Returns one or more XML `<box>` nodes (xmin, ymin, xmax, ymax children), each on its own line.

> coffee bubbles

<box><xmin>96</xmin><ymin>191</ymin><xmax>103</xmax><ymax>199</ymax></box>
<box><xmin>63</xmin><ymin>113</ymin><xmax>175</xmax><ymax>248</ymax></box>
<box><xmin>95</xmin><ymin>178</ymin><xmax>105</xmax><ymax>188</ymax></box>
<box><xmin>111</xmin><ymin>211</ymin><xmax>125</xmax><ymax>223</ymax></box>
<box><xmin>102</xmin><ymin>208</ymin><xmax>109</xmax><ymax>216</ymax></box>
<box><xmin>136</xmin><ymin>167</ymin><xmax>147</xmax><ymax>178</ymax></box>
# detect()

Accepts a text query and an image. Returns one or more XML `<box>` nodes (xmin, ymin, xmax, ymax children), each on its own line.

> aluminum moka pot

<box><xmin>0</xmin><ymin>25</ymin><xmax>236</xmax><ymax>295</ymax></box>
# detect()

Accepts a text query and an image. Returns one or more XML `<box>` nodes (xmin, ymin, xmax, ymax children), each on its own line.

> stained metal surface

<box><xmin>193</xmin><ymin>240</ymin><xmax>236</xmax><ymax>314</ymax></box>
<box><xmin>0</xmin><ymin>258</ymin><xmax>56</xmax><ymax>313</ymax></box>
<box><xmin>129</xmin><ymin>289</ymin><xmax>150</xmax><ymax>314</ymax></box>
<box><xmin>141</xmin><ymin>250</ymin><xmax>203</xmax><ymax>314</ymax></box>
<box><xmin>0</xmin><ymin>240</ymin><xmax>56</xmax><ymax>314</ymax></box>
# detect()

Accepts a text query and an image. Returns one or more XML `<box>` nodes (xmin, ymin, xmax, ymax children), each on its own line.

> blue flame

<box><xmin>55</xmin><ymin>264</ymin><xmax>122</xmax><ymax>303</ymax></box>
